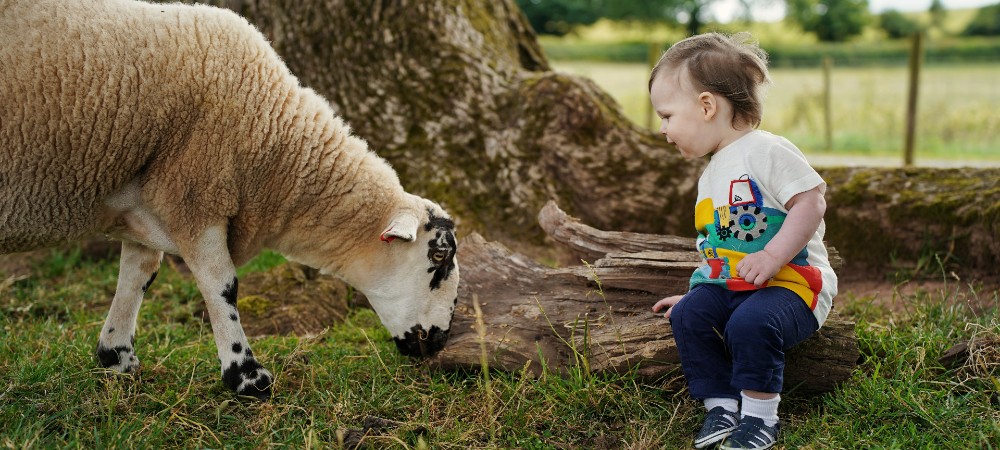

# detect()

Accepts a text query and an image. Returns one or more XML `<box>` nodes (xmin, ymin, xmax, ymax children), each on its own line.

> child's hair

<box><xmin>649</xmin><ymin>32</ymin><xmax>770</xmax><ymax>129</ymax></box>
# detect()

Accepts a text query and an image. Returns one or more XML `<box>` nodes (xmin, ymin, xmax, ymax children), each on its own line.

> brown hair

<box><xmin>649</xmin><ymin>32</ymin><xmax>770</xmax><ymax>129</ymax></box>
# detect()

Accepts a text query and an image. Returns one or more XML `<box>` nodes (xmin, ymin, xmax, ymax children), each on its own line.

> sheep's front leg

<box><xmin>183</xmin><ymin>227</ymin><xmax>273</xmax><ymax>400</ymax></box>
<box><xmin>96</xmin><ymin>242</ymin><xmax>163</xmax><ymax>373</ymax></box>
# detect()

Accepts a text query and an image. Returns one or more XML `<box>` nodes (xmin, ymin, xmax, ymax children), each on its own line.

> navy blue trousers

<box><xmin>669</xmin><ymin>284</ymin><xmax>819</xmax><ymax>399</ymax></box>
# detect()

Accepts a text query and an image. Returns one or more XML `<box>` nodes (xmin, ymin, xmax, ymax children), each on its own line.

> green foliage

<box><xmin>515</xmin><ymin>0</ymin><xmax>604</xmax><ymax>36</ymax></box>
<box><xmin>515</xmin><ymin>0</ymin><xmax>756</xmax><ymax>37</ymax></box>
<box><xmin>963</xmin><ymin>2</ymin><xmax>1000</xmax><ymax>36</ymax></box>
<box><xmin>603</xmin><ymin>0</ymin><xmax>716</xmax><ymax>36</ymax></box>
<box><xmin>928</xmin><ymin>0</ymin><xmax>947</xmax><ymax>30</ymax></box>
<box><xmin>786</xmin><ymin>0</ymin><xmax>871</xmax><ymax>42</ymax></box>
<box><xmin>879</xmin><ymin>9</ymin><xmax>924</xmax><ymax>39</ymax></box>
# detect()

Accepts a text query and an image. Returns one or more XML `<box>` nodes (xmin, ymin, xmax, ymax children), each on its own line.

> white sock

<box><xmin>704</xmin><ymin>397</ymin><xmax>739</xmax><ymax>413</ymax></box>
<box><xmin>740</xmin><ymin>392</ymin><xmax>780</xmax><ymax>427</ymax></box>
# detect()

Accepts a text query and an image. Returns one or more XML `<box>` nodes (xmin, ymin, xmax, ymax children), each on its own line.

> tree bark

<box><xmin>429</xmin><ymin>202</ymin><xmax>859</xmax><ymax>394</ymax></box>
<box><xmin>190</xmin><ymin>0</ymin><xmax>702</xmax><ymax>245</ymax></box>
<box><xmin>187</xmin><ymin>0</ymin><xmax>999</xmax><ymax>273</ymax></box>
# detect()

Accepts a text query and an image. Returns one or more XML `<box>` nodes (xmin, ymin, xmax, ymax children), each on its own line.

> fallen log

<box><xmin>430</xmin><ymin>202</ymin><xmax>859</xmax><ymax>394</ymax></box>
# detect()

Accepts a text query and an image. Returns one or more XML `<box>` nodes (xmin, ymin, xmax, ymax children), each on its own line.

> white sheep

<box><xmin>0</xmin><ymin>0</ymin><xmax>459</xmax><ymax>399</ymax></box>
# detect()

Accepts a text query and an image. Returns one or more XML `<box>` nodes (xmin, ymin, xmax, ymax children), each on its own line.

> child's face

<box><xmin>649</xmin><ymin>69</ymin><xmax>718</xmax><ymax>159</ymax></box>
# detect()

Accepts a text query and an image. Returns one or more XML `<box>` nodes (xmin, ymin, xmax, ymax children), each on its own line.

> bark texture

<box><xmin>187</xmin><ymin>0</ymin><xmax>999</xmax><ymax>273</ymax></box>
<box><xmin>428</xmin><ymin>202</ymin><xmax>857</xmax><ymax>393</ymax></box>
<box><xmin>819</xmin><ymin>167</ymin><xmax>1000</xmax><ymax>272</ymax></box>
<box><xmin>191</xmin><ymin>0</ymin><xmax>702</xmax><ymax>244</ymax></box>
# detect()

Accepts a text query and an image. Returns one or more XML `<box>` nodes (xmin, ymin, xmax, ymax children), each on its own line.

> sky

<box><xmin>710</xmin><ymin>0</ymin><xmax>998</xmax><ymax>23</ymax></box>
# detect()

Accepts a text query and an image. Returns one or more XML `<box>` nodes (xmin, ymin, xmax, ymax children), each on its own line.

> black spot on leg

<box><xmin>141</xmin><ymin>271</ymin><xmax>158</xmax><ymax>292</ymax></box>
<box><xmin>229</xmin><ymin>313</ymin><xmax>238</xmax><ymax>321</ymax></box>
<box><xmin>221</xmin><ymin>357</ymin><xmax>271</xmax><ymax>400</ymax></box>
<box><xmin>232</xmin><ymin>342</ymin><xmax>243</xmax><ymax>354</ymax></box>
<box><xmin>108</xmin><ymin>327</ymin><xmax>115</xmax><ymax>334</ymax></box>
<box><xmin>222</xmin><ymin>278</ymin><xmax>239</xmax><ymax>306</ymax></box>
<box><xmin>96</xmin><ymin>344</ymin><xmax>133</xmax><ymax>371</ymax></box>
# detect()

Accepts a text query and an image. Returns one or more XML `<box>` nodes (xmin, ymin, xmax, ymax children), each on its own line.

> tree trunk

<box><xmin>429</xmin><ymin>202</ymin><xmax>858</xmax><ymax>394</ymax></box>
<box><xmin>192</xmin><ymin>0</ymin><xmax>702</xmax><ymax>245</ymax></box>
<box><xmin>189</xmin><ymin>0</ymin><xmax>999</xmax><ymax>273</ymax></box>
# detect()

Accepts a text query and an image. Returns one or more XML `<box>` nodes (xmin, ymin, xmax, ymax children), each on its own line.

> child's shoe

<box><xmin>693</xmin><ymin>406</ymin><xmax>739</xmax><ymax>448</ymax></box>
<box><xmin>719</xmin><ymin>416</ymin><xmax>779</xmax><ymax>450</ymax></box>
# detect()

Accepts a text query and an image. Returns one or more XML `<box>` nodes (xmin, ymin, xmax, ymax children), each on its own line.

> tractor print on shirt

<box><xmin>695</xmin><ymin>175</ymin><xmax>773</xmax><ymax>282</ymax></box>
<box><xmin>717</xmin><ymin>175</ymin><xmax>768</xmax><ymax>244</ymax></box>
<box><xmin>691</xmin><ymin>174</ymin><xmax>824</xmax><ymax>310</ymax></box>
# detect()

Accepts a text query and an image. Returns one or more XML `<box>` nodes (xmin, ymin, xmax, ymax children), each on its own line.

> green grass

<box><xmin>553</xmin><ymin>60</ymin><xmax>1000</xmax><ymax>163</ymax></box>
<box><xmin>2</xmin><ymin>248</ymin><xmax>999</xmax><ymax>448</ymax></box>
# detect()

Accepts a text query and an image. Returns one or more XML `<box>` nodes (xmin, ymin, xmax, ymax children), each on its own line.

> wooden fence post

<box><xmin>823</xmin><ymin>56</ymin><xmax>833</xmax><ymax>152</ymax></box>
<box><xmin>904</xmin><ymin>32</ymin><xmax>924</xmax><ymax>167</ymax></box>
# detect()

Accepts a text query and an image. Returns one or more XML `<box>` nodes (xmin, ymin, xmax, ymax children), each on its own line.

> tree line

<box><xmin>516</xmin><ymin>0</ymin><xmax>1000</xmax><ymax>41</ymax></box>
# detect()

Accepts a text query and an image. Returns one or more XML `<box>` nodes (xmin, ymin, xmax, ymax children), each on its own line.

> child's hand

<box><xmin>652</xmin><ymin>295</ymin><xmax>683</xmax><ymax>319</ymax></box>
<box><xmin>737</xmin><ymin>249</ymin><xmax>782</xmax><ymax>287</ymax></box>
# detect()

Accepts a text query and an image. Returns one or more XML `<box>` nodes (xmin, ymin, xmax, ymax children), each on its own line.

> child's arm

<box><xmin>737</xmin><ymin>186</ymin><xmax>826</xmax><ymax>287</ymax></box>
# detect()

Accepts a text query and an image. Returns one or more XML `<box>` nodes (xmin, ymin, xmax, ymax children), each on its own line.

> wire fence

<box><xmin>553</xmin><ymin>36</ymin><xmax>1000</xmax><ymax>167</ymax></box>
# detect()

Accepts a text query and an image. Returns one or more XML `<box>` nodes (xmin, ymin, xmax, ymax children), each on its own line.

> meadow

<box><xmin>2</xmin><ymin>248</ymin><xmax>998</xmax><ymax>448</ymax></box>
<box><xmin>552</xmin><ymin>60</ymin><xmax>1000</xmax><ymax>165</ymax></box>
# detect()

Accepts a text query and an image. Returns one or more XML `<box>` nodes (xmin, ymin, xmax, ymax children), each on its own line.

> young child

<box><xmin>648</xmin><ymin>32</ymin><xmax>837</xmax><ymax>450</ymax></box>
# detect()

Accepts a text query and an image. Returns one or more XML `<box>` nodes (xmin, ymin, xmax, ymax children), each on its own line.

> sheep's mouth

<box><xmin>393</xmin><ymin>324</ymin><xmax>450</xmax><ymax>358</ymax></box>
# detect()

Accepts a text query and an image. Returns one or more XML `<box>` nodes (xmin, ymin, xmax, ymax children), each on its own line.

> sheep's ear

<box><xmin>380</xmin><ymin>212</ymin><xmax>419</xmax><ymax>243</ymax></box>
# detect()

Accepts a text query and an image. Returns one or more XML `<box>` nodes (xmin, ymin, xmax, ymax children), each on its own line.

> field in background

<box><xmin>553</xmin><ymin>60</ymin><xmax>1000</xmax><ymax>165</ymax></box>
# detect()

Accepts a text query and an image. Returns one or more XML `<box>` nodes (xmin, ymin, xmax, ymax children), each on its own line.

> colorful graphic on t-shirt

<box><xmin>691</xmin><ymin>175</ymin><xmax>823</xmax><ymax>310</ymax></box>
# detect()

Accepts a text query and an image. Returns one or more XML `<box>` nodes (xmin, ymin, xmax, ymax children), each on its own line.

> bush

<box><xmin>963</xmin><ymin>2</ymin><xmax>1000</xmax><ymax>36</ymax></box>
<box><xmin>879</xmin><ymin>9</ymin><xmax>923</xmax><ymax>39</ymax></box>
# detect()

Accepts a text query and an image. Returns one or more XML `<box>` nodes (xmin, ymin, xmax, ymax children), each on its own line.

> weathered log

<box><xmin>430</xmin><ymin>203</ymin><xmax>859</xmax><ymax>394</ymax></box>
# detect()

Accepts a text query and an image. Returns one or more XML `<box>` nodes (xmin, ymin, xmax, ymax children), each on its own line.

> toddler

<box><xmin>648</xmin><ymin>32</ymin><xmax>837</xmax><ymax>450</ymax></box>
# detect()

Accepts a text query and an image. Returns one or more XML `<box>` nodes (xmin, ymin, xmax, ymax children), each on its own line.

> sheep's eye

<box><xmin>432</xmin><ymin>251</ymin><xmax>446</xmax><ymax>262</ymax></box>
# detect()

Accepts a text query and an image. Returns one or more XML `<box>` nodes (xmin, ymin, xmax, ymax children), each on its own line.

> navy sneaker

<box><xmin>693</xmin><ymin>406</ymin><xmax>740</xmax><ymax>449</ymax></box>
<box><xmin>720</xmin><ymin>415</ymin><xmax>780</xmax><ymax>450</ymax></box>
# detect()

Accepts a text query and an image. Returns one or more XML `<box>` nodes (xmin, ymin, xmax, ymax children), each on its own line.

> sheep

<box><xmin>0</xmin><ymin>0</ymin><xmax>459</xmax><ymax>400</ymax></box>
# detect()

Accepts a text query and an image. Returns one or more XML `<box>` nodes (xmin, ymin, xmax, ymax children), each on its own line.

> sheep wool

<box><xmin>0</xmin><ymin>0</ymin><xmax>460</xmax><ymax>400</ymax></box>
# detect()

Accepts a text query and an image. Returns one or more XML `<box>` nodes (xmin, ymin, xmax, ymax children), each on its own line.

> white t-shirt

<box><xmin>689</xmin><ymin>130</ymin><xmax>837</xmax><ymax>327</ymax></box>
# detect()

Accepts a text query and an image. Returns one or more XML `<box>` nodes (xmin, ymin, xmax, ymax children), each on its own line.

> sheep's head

<box><xmin>347</xmin><ymin>200</ymin><xmax>459</xmax><ymax>358</ymax></box>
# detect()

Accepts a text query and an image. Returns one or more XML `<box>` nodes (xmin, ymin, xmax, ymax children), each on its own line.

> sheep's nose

<box><xmin>394</xmin><ymin>325</ymin><xmax>450</xmax><ymax>358</ymax></box>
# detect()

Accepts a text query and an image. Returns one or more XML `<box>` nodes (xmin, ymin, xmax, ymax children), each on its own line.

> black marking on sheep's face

<box><xmin>425</xmin><ymin>209</ymin><xmax>457</xmax><ymax>291</ymax></box>
<box><xmin>222</xmin><ymin>278</ymin><xmax>238</xmax><ymax>306</ymax></box>
<box><xmin>141</xmin><ymin>271</ymin><xmax>158</xmax><ymax>292</ymax></box>
<box><xmin>222</xmin><ymin>357</ymin><xmax>272</xmax><ymax>400</ymax></box>
<box><xmin>394</xmin><ymin>324</ymin><xmax>450</xmax><ymax>358</ymax></box>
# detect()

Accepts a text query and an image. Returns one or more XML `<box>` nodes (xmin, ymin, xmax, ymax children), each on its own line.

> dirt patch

<box><xmin>836</xmin><ymin>268</ymin><xmax>1000</xmax><ymax>315</ymax></box>
<box><xmin>220</xmin><ymin>263</ymin><xmax>357</xmax><ymax>337</ymax></box>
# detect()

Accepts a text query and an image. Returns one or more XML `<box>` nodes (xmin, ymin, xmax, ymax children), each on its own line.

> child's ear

<box><xmin>698</xmin><ymin>92</ymin><xmax>717</xmax><ymax>121</ymax></box>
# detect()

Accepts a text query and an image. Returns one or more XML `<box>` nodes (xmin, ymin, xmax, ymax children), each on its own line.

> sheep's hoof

<box><xmin>95</xmin><ymin>343</ymin><xmax>140</xmax><ymax>374</ymax></box>
<box><xmin>222</xmin><ymin>358</ymin><xmax>273</xmax><ymax>401</ymax></box>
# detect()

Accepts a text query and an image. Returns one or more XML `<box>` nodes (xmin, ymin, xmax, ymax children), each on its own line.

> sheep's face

<box><xmin>353</xmin><ymin>203</ymin><xmax>459</xmax><ymax>358</ymax></box>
